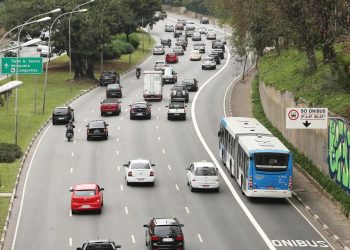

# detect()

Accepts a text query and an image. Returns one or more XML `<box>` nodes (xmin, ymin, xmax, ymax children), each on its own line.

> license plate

<box><xmin>202</xmin><ymin>185</ymin><xmax>209</xmax><ymax>188</ymax></box>
<box><xmin>107</xmin><ymin>111</ymin><xmax>112</xmax><ymax>114</ymax></box>
<box><xmin>137</xmin><ymin>178</ymin><xmax>145</xmax><ymax>181</ymax></box>
<box><xmin>137</xmin><ymin>113</ymin><xmax>143</xmax><ymax>116</ymax></box>
<box><xmin>267</xmin><ymin>186</ymin><xmax>275</xmax><ymax>190</ymax></box>
<box><xmin>162</xmin><ymin>238</ymin><xmax>174</xmax><ymax>242</ymax></box>
<box><xmin>58</xmin><ymin>117</ymin><xmax>64</xmax><ymax>120</ymax></box>
<box><xmin>81</xmin><ymin>205</ymin><xmax>90</xmax><ymax>208</ymax></box>
<box><xmin>94</xmin><ymin>129</ymin><xmax>100</xmax><ymax>133</ymax></box>
<box><xmin>174</xmin><ymin>113</ymin><xmax>180</xmax><ymax>116</ymax></box>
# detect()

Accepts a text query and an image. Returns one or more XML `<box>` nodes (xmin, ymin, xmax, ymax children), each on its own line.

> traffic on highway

<box><xmin>2</xmin><ymin>11</ymin><xmax>336</xmax><ymax>250</ymax></box>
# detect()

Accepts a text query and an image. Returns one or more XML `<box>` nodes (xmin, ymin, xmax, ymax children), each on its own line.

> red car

<box><xmin>175</xmin><ymin>23</ymin><xmax>184</xmax><ymax>30</ymax></box>
<box><xmin>100</xmin><ymin>98</ymin><xmax>121</xmax><ymax>116</ymax></box>
<box><xmin>166</xmin><ymin>53</ymin><xmax>178</xmax><ymax>64</ymax></box>
<box><xmin>70</xmin><ymin>183</ymin><xmax>104</xmax><ymax>214</ymax></box>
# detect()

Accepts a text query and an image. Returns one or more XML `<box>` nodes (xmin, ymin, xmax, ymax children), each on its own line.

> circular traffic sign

<box><xmin>288</xmin><ymin>109</ymin><xmax>299</xmax><ymax>120</ymax></box>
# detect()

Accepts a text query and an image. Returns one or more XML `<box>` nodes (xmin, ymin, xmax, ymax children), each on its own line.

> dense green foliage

<box><xmin>252</xmin><ymin>75</ymin><xmax>350</xmax><ymax>217</ymax></box>
<box><xmin>0</xmin><ymin>143</ymin><xmax>22</xmax><ymax>163</ymax></box>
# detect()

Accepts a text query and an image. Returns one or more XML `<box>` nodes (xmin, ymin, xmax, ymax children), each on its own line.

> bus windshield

<box><xmin>254</xmin><ymin>153</ymin><xmax>289</xmax><ymax>172</ymax></box>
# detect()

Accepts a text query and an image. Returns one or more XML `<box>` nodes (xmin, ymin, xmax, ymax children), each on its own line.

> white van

<box><xmin>143</xmin><ymin>71</ymin><xmax>163</xmax><ymax>101</ymax></box>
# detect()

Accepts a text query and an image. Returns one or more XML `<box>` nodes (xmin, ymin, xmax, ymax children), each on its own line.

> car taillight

<box><xmin>248</xmin><ymin>176</ymin><xmax>253</xmax><ymax>190</ymax></box>
<box><xmin>150</xmin><ymin>171</ymin><xmax>154</xmax><ymax>176</ymax></box>
<box><xmin>176</xmin><ymin>235</ymin><xmax>184</xmax><ymax>241</ymax></box>
<box><xmin>151</xmin><ymin>236</ymin><xmax>160</xmax><ymax>241</ymax></box>
<box><xmin>289</xmin><ymin>176</ymin><xmax>293</xmax><ymax>190</ymax></box>
<box><xmin>128</xmin><ymin>171</ymin><xmax>132</xmax><ymax>176</ymax></box>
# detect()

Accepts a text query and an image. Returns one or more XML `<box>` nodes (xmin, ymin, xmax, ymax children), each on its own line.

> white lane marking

<box><xmin>117</xmin><ymin>165</ymin><xmax>120</xmax><ymax>171</ymax></box>
<box><xmin>71</xmin><ymin>152</ymin><xmax>74</xmax><ymax>157</ymax></box>
<box><xmin>73</xmin><ymin>139</ymin><xmax>76</xmax><ymax>143</ymax></box>
<box><xmin>191</xmin><ymin>48</ymin><xmax>276</xmax><ymax>250</ymax></box>
<box><xmin>121</xmin><ymin>117</ymin><xmax>124</xmax><ymax>121</ymax></box>
<box><xmin>124</xmin><ymin>108</ymin><xmax>128</xmax><ymax>112</ymax></box>
<box><xmin>69</xmin><ymin>210</ymin><xmax>72</xmax><ymax>217</ymax></box>
<box><xmin>125</xmin><ymin>206</ymin><xmax>129</xmax><ymax>215</ymax></box>
<box><xmin>116</xmin><ymin>150</ymin><xmax>119</xmax><ymax>156</ymax></box>
<box><xmin>175</xmin><ymin>184</ymin><xmax>179</xmax><ymax>191</ymax></box>
<box><xmin>156</xmin><ymin>125</ymin><xmax>159</xmax><ymax>130</ymax></box>
<box><xmin>197</xmin><ymin>234</ymin><xmax>203</xmax><ymax>243</ymax></box>
<box><xmin>84</xmin><ymin>119</ymin><xmax>87</xmax><ymax>122</ymax></box>
<box><xmin>157</xmin><ymin>115</ymin><xmax>159</xmax><ymax>120</ymax></box>
<box><xmin>185</xmin><ymin>206</ymin><xmax>190</xmax><ymax>214</ymax></box>
<box><xmin>287</xmin><ymin>199</ymin><xmax>334</xmax><ymax>249</ymax></box>
<box><xmin>168</xmin><ymin>165</ymin><xmax>171</xmax><ymax>170</ymax></box>
<box><xmin>131</xmin><ymin>234</ymin><xmax>135</xmax><ymax>244</ymax></box>
<box><xmin>91</xmin><ymin>110</ymin><xmax>95</xmax><ymax>113</ymax></box>
<box><xmin>78</xmin><ymin>128</ymin><xmax>81</xmax><ymax>132</ymax></box>
<box><xmin>135</xmin><ymin>94</ymin><xmax>139</xmax><ymax>97</ymax></box>
<box><xmin>118</xmin><ymin>126</ymin><xmax>120</xmax><ymax>130</ymax></box>
<box><xmin>120</xmin><ymin>184</ymin><xmax>124</xmax><ymax>191</ymax></box>
<box><xmin>12</xmin><ymin>126</ymin><xmax>51</xmax><ymax>250</ymax></box>
<box><xmin>158</xmin><ymin>107</ymin><xmax>161</xmax><ymax>111</ymax></box>
<box><xmin>69</xmin><ymin>237</ymin><xmax>72</xmax><ymax>246</ymax></box>
<box><xmin>70</xmin><ymin>168</ymin><xmax>73</xmax><ymax>174</ymax></box>
<box><xmin>117</xmin><ymin>137</ymin><xmax>119</xmax><ymax>142</ymax></box>
<box><xmin>158</xmin><ymin>137</ymin><xmax>161</xmax><ymax>141</ymax></box>
<box><xmin>162</xmin><ymin>148</ymin><xmax>166</xmax><ymax>154</ymax></box>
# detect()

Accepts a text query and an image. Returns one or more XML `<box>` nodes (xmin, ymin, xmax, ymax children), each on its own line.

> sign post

<box><xmin>1</xmin><ymin>57</ymin><xmax>43</xmax><ymax>75</ymax></box>
<box><xmin>286</xmin><ymin>108</ymin><xmax>328</xmax><ymax>129</ymax></box>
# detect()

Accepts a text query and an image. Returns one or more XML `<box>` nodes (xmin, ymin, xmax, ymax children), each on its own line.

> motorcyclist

<box><xmin>65</xmin><ymin>121</ymin><xmax>75</xmax><ymax>140</ymax></box>
<box><xmin>136</xmin><ymin>67</ymin><xmax>141</xmax><ymax>79</ymax></box>
<box><xmin>168</xmin><ymin>39</ymin><xmax>171</xmax><ymax>48</ymax></box>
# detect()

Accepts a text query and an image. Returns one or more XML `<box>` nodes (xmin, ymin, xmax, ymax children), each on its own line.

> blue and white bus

<box><xmin>218</xmin><ymin>117</ymin><xmax>293</xmax><ymax>198</ymax></box>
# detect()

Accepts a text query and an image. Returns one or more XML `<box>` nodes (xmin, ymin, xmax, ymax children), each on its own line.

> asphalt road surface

<box><xmin>4</xmin><ymin>13</ymin><xmax>335</xmax><ymax>250</ymax></box>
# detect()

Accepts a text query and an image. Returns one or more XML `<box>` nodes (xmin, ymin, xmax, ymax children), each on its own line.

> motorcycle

<box><xmin>136</xmin><ymin>67</ymin><xmax>141</xmax><ymax>79</ymax></box>
<box><xmin>66</xmin><ymin>129</ymin><xmax>74</xmax><ymax>142</ymax></box>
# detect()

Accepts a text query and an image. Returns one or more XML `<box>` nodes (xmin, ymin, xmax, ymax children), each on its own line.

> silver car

<box><xmin>192</xmin><ymin>32</ymin><xmax>201</xmax><ymax>41</ymax></box>
<box><xmin>206</xmin><ymin>31</ymin><xmax>216</xmax><ymax>40</ymax></box>
<box><xmin>202</xmin><ymin>57</ymin><xmax>216</xmax><ymax>70</ymax></box>
<box><xmin>153</xmin><ymin>44</ymin><xmax>165</xmax><ymax>55</ymax></box>
<box><xmin>173</xmin><ymin>46</ymin><xmax>184</xmax><ymax>55</ymax></box>
<box><xmin>164</xmin><ymin>24</ymin><xmax>174</xmax><ymax>32</ymax></box>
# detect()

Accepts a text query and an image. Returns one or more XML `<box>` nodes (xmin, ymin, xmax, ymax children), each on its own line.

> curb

<box><xmin>0</xmin><ymin>49</ymin><xmax>153</xmax><ymax>250</ymax></box>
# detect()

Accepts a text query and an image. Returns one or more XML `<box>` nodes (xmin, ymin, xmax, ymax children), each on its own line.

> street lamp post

<box><xmin>69</xmin><ymin>0</ymin><xmax>95</xmax><ymax>79</ymax></box>
<box><xmin>42</xmin><ymin>9</ymin><xmax>88</xmax><ymax>115</ymax></box>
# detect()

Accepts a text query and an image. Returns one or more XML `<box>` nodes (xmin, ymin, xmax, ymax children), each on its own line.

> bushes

<box><xmin>113</xmin><ymin>33</ymin><xmax>140</xmax><ymax>49</ymax></box>
<box><xmin>0</xmin><ymin>143</ymin><xmax>22</xmax><ymax>163</ymax></box>
<box><xmin>103</xmin><ymin>33</ymin><xmax>141</xmax><ymax>60</ymax></box>
<box><xmin>252</xmin><ymin>75</ymin><xmax>350</xmax><ymax>217</ymax></box>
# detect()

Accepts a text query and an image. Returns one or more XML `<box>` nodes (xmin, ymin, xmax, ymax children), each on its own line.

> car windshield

<box><xmin>169</xmin><ymin>102</ymin><xmax>185</xmax><ymax>108</ymax></box>
<box><xmin>163</xmin><ymin>68</ymin><xmax>173</xmax><ymax>75</ymax></box>
<box><xmin>174</xmin><ymin>46</ymin><xmax>182</xmax><ymax>50</ymax></box>
<box><xmin>155</xmin><ymin>62</ymin><xmax>165</xmax><ymax>67</ymax></box>
<box><xmin>130</xmin><ymin>162</ymin><xmax>150</xmax><ymax>169</ymax></box>
<box><xmin>133</xmin><ymin>103</ymin><xmax>147</xmax><ymax>108</ymax></box>
<box><xmin>254</xmin><ymin>153</ymin><xmax>289</xmax><ymax>172</ymax></box>
<box><xmin>75</xmin><ymin>190</ymin><xmax>96</xmax><ymax>197</ymax></box>
<box><xmin>173</xmin><ymin>86</ymin><xmax>185</xmax><ymax>90</ymax></box>
<box><xmin>88</xmin><ymin>121</ymin><xmax>105</xmax><ymax>128</ymax></box>
<box><xmin>155</xmin><ymin>45</ymin><xmax>163</xmax><ymax>48</ymax></box>
<box><xmin>103</xmin><ymin>99</ymin><xmax>118</xmax><ymax>104</ymax></box>
<box><xmin>54</xmin><ymin>108</ymin><xmax>68</xmax><ymax>115</ymax></box>
<box><xmin>85</xmin><ymin>244</ymin><xmax>115</xmax><ymax>250</ymax></box>
<box><xmin>195</xmin><ymin>167</ymin><xmax>217</xmax><ymax>176</ymax></box>
<box><xmin>183</xmin><ymin>79</ymin><xmax>194</xmax><ymax>85</ymax></box>
<box><xmin>154</xmin><ymin>226</ymin><xmax>182</xmax><ymax>237</ymax></box>
<box><xmin>204</xmin><ymin>58</ymin><xmax>213</xmax><ymax>61</ymax></box>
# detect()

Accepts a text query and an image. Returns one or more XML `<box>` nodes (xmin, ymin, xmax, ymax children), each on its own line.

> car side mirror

<box><xmin>179</xmin><ymin>224</ymin><xmax>184</xmax><ymax>227</ymax></box>
<box><xmin>100</xmin><ymin>187</ymin><xmax>104</xmax><ymax>191</ymax></box>
<box><xmin>129</xmin><ymin>105</ymin><xmax>132</xmax><ymax>107</ymax></box>
<box><xmin>123</xmin><ymin>164</ymin><xmax>128</xmax><ymax>167</ymax></box>
<box><xmin>151</xmin><ymin>163</ymin><xmax>155</xmax><ymax>166</ymax></box>
<box><xmin>186</xmin><ymin>167</ymin><xmax>190</xmax><ymax>170</ymax></box>
<box><xmin>119</xmin><ymin>101</ymin><xmax>122</xmax><ymax>103</ymax></box>
<box><xmin>69</xmin><ymin>187</ymin><xmax>73</xmax><ymax>192</ymax></box>
<box><xmin>106</xmin><ymin>124</ymin><xmax>109</xmax><ymax>126</ymax></box>
<box><xmin>185</xmin><ymin>106</ymin><xmax>187</xmax><ymax>108</ymax></box>
<box><xmin>86</xmin><ymin>125</ymin><xmax>88</xmax><ymax>127</ymax></box>
<box><xmin>77</xmin><ymin>248</ymin><xmax>83</xmax><ymax>250</ymax></box>
<box><xmin>100</xmin><ymin>102</ymin><xmax>102</xmax><ymax>104</ymax></box>
<box><xmin>143</xmin><ymin>224</ymin><xmax>149</xmax><ymax>228</ymax></box>
<box><xmin>116</xmin><ymin>245</ymin><xmax>121</xmax><ymax>249</ymax></box>
<box><xmin>165</xmin><ymin>105</ymin><xmax>168</xmax><ymax>108</ymax></box>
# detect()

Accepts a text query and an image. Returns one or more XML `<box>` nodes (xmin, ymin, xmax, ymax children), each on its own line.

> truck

<box><xmin>143</xmin><ymin>70</ymin><xmax>163</xmax><ymax>101</ymax></box>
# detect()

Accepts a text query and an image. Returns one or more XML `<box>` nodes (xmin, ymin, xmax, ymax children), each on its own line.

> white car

<box><xmin>186</xmin><ymin>161</ymin><xmax>219</xmax><ymax>192</ymax></box>
<box><xmin>190</xmin><ymin>50</ymin><xmax>201</xmax><ymax>61</ymax></box>
<box><xmin>40</xmin><ymin>45</ymin><xmax>50</xmax><ymax>57</ymax></box>
<box><xmin>124</xmin><ymin>159</ymin><xmax>155</xmax><ymax>185</ymax></box>
<box><xmin>202</xmin><ymin>57</ymin><xmax>216</xmax><ymax>70</ymax></box>
<box><xmin>186</xmin><ymin>21</ymin><xmax>195</xmax><ymax>30</ymax></box>
<box><xmin>196</xmin><ymin>26</ymin><xmax>207</xmax><ymax>34</ymax></box>
<box><xmin>206</xmin><ymin>31</ymin><xmax>216</xmax><ymax>40</ymax></box>
<box><xmin>153</xmin><ymin>44</ymin><xmax>165</xmax><ymax>55</ymax></box>
<box><xmin>37</xmin><ymin>40</ymin><xmax>48</xmax><ymax>52</ymax></box>
<box><xmin>166</xmin><ymin>101</ymin><xmax>186</xmax><ymax>120</ymax></box>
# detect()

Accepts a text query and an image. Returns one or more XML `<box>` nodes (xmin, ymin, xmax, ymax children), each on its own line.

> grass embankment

<box><xmin>252</xmin><ymin>75</ymin><xmax>350</xmax><ymax>217</ymax></box>
<box><xmin>0</xmin><ymin>31</ymin><xmax>154</xmax><ymax>237</ymax></box>
<box><xmin>259</xmin><ymin>47</ymin><xmax>350</xmax><ymax>119</ymax></box>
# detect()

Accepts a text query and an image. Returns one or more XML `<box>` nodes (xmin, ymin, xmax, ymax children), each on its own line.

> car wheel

<box><xmin>201</xmin><ymin>66</ymin><xmax>204</xmax><ymax>70</ymax></box>
<box><xmin>126</xmin><ymin>181</ymin><xmax>130</xmax><ymax>186</ymax></box>
<box><xmin>130</xmin><ymin>116</ymin><xmax>133</xmax><ymax>120</ymax></box>
<box><xmin>87</xmin><ymin>136</ymin><xmax>90</xmax><ymax>141</ymax></box>
<box><xmin>190</xmin><ymin>184</ymin><xmax>195</xmax><ymax>192</ymax></box>
<box><xmin>97</xmin><ymin>209</ymin><xmax>102</xmax><ymax>214</ymax></box>
<box><xmin>215</xmin><ymin>188</ymin><xmax>220</xmax><ymax>193</ymax></box>
<box><xmin>52</xmin><ymin>121</ymin><xmax>56</xmax><ymax>125</ymax></box>
<box><xmin>104</xmin><ymin>135</ymin><xmax>108</xmax><ymax>140</ymax></box>
<box><xmin>101</xmin><ymin>112</ymin><xmax>104</xmax><ymax>116</ymax></box>
<box><xmin>71</xmin><ymin>210</ymin><xmax>76</xmax><ymax>215</ymax></box>
<box><xmin>148</xmin><ymin>115</ymin><xmax>151</xmax><ymax>120</ymax></box>
<box><xmin>167</xmin><ymin>116</ymin><xmax>171</xmax><ymax>120</ymax></box>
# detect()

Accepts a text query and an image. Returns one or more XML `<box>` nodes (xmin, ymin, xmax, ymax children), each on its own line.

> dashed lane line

<box><xmin>69</xmin><ymin>237</ymin><xmax>72</xmax><ymax>246</ymax></box>
<box><xmin>125</xmin><ymin>207</ymin><xmax>129</xmax><ymax>215</ymax></box>
<box><xmin>185</xmin><ymin>206</ymin><xmax>190</xmax><ymax>214</ymax></box>
<box><xmin>162</xmin><ymin>149</ymin><xmax>166</xmax><ymax>154</ymax></box>
<box><xmin>175</xmin><ymin>184</ymin><xmax>179</xmax><ymax>191</ymax></box>
<box><xmin>120</xmin><ymin>185</ymin><xmax>124</xmax><ymax>191</ymax></box>
<box><xmin>131</xmin><ymin>234</ymin><xmax>135</xmax><ymax>244</ymax></box>
<box><xmin>197</xmin><ymin>234</ymin><xmax>203</xmax><ymax>243</ymax></box>
<box><xmin>168</xmin><ymin>165</ymin><xmax>171</xmax><ymax>170</ymax></box>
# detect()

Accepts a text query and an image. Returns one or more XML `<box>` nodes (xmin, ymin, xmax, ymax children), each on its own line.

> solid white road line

<box><xmin>131</xmin><ymin>234</ymin><xmax>135</xmax><ymax>244</ymax></box>
<box><xmin>69</xmin><ymin>210</ymin><xmax>72</xmax><ymax>217</ymax></box>
<box><xmin>71</xmin><ymin>152</ymin><xmax>74</xmax><ymax>157</ymax></box>
<box><xmin>175</xmin><ymin>184</ymin><xmax>179</xmax><ymax>191</ymax></box>
<box><xmin>117</xmin><ymin>165</ymin><xmax>120</xmax><ymax>172</ymax></box>
<box><xmin>157</xmin><ymin>115</ymin><xmax>159</xmax><ymax>120</ymax></box>
<box><xmin>121</xmin><ymin>117</ymin><xmax>124</xmax><ymax>121</ymax></box>
<box><xmin>197</xmin><ymin>234</ymin><xmax>203</xmax><ymax>243</ymax></box>
<box><xmin>125</xmin><ymin>207</ymin><xmax>129</xmax><ymax>215</ymax></box>
<box><xmin>117</xmin><ymin>137</ymin><xmax>119</xmax><ymax>142</ymax></box>
<box><xmin>162</xmin><ymin>149</ymin><xmax>166</xmax><ymax>154</ymax></box>
<box><xmin>168</xmin><ymin>165</ymin><xmax>171</xmax><ymax>170</ymax></box>
<box><xmin>116</xmin><ymin>150</ymin><xmax>119</xmax><ymax>156</ymax></box>
<box><xmin>158</xmin><ymin>137</ymin><xmax>161</xmax><ymax>141</ymax></box>
<box><xmin>91</xmin><ymin>110</ymin><xmax>95</xmax><ymax>113</ymax></box>
<box><xmin>191</xmin><ymin>47</ymin><xmax>277</xmax><ymax>250</ymax></box>
<box><xmin>185</xmin><ymin>206</ymin><xmax>190</xmax><ymax>214</ymax></box>
<box><xmin>73</xmin><ymin>139</ymin><xmax>76</xmax><ymax>143</ymax></box>
<box><xmin>120</xmin><ymin>185</ymin><xmax>124</xmax><ymax>191</ymax></box>
<box><xmin>156</xmin><ymin>125</ymin><xmax>159</xmax><ymax>130</ymax></box>
<box><xmin>11</xmin><ymin>126</ymin><xmax>51</xmax><ymax>250</ymax></box>
<box><xmin>70</xmin><ymin>168</ymin><xmax>73</xmax><ymax>174</ymax></box>
<box><xmin>69</xmin><ymin>237</ymin><xmax>72</xmax><ymax>246</ymax></box>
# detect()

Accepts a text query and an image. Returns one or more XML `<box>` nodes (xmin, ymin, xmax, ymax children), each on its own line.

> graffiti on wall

<box><xmin>328</xmin><ymin>118</ymin><xmax>350</xmax><ymax>193</ymax></box>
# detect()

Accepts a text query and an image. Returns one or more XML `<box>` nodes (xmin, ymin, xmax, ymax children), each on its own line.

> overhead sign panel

<box><xmin>1</xmin><ymin>57</ymin><xmax>43</xmax><ymax>75</ymax></box>
<box><xmin>286</xmin><ymin>108</ymin><xmax>328</xmax><ymax>129</ymax></box>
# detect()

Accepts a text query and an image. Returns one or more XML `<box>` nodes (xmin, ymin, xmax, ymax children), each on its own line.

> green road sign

<box><xmin>1</xmin><ymin>57</ymin><xmax>43</xmax><ymax>75</ymax></box>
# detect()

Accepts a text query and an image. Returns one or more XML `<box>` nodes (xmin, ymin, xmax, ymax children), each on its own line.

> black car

<box><xmin>160</xmin><ymin>38</ymin><xmax>172</xmax><ymax>47</ymax></box>
<box><xmin>177</xmin><ymin>35</ymin><xmax>188</xmax><ymax>45</ymax></box>
<box><xmin>144</xmin><ymin>218</ymin><xmax>184</xmax><ymax>250</ymax></box>
<box><xmin>86</xmin><ymin>120</ymin><xmax>109</xmax><ymax>140</ymax></box>
<box><xmin>160</xmin><ymin>11</ymin><xmax>167</xmax><ymax>19</ymax></box>
<box><xmin>171</xmin><ymin>84</ymin><xmax>189</xmax><ymax>103</ymax></box>
<box><xmin>193</xmin><ymin>42</ymin><xmax>205</xmax><ymax>53</ymax></box>
<box><xmin>129</xmin><ymin>101</ymin><xmax>151</xmax><ymax>120</ymax></box>
<box><xmin>106</xmin><ymin>84</ymin><xmax>122</xmax><ymax>98</ymax></box>
<box><xmin>173</xmin><ymin>30</ymin><xmax>183</xmax><ymax>38</ymax></box>
<box><xmin>3</xmin><ymin>50</ymin><xmax>17</xmax><ymax>57</ymax></box>
<box><xmin>200</xmin><ymin>16</ymin><xmax>209</xmax><ymax>24</ymax></box>
<box><xmin>182</xmin><ymin>78</ymin><xmax>198</xmax><ymax>92</ymax></box>
<box><xmin>185</xmin><ymin>30</ymin><xmax>194</xmax><ymax>37</ymax></box>
<box><xmin>77</xmin><ymin>240</ymin><xmax>121</xmax><ymax>250</ymax></box>
<box><xmin>52</xmin><ymin>106</ymin><xmax>74</xmax><ymax>125</ymax></box>
<box><xmin>208</xmin><ymin>53</ymin><xmax>221</xmax><ymax>64</ymax></box>
<box><xmin>212</xmin><ymin>40</ymin><xmax>225</xmax><ymax>52</ymax></box>
<box><xmin>100</xmin><ymin>71</ymin><xmax>120</xmax><ymax>86</ymax></box>
<box><xmin>212</xmin><ymin>48</ymin><xmax>224</xmax><ymax>59</ymax></box>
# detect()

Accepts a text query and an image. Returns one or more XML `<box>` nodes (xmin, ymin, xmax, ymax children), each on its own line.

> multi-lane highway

<box><xmin>4</xmin><ymin>13</ymin><xmax>336</xmax><ymax>250</ymax></box>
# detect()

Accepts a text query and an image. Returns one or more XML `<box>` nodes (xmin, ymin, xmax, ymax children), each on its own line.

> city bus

<box><xmin>218</xmin><ymin>117</ymin><xmax>293</xmax><ymax>198</ymax></box>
